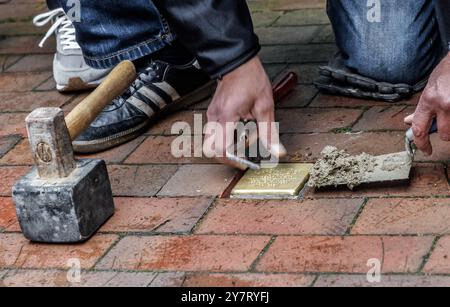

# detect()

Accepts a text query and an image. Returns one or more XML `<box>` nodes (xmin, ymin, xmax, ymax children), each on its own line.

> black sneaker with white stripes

<box><xmin>72</xmin><ymin>58</ymin><xmax>214</xmax><ymax>153</ymax></box>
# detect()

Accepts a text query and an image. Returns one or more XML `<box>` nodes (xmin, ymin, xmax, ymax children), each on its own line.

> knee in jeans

<box><xmin>351</xmin><ymin>43</ymin><xmax>425</xmax><ymax>85</ymax></box>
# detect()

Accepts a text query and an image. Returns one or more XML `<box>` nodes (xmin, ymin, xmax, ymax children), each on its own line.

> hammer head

<box><xmin>13</xmin><ymin>159</ymin><xmax>114</xmax><ymax>243</ymax></box>
<box><xmin>12</xmin><ymin>107</ymin><xmax>114</xmax><ymax>243</ymax></box>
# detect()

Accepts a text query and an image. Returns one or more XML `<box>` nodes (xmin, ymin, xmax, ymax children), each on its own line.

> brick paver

<box><xmin>196</xmin><ymin>198</ymin><xmax>363</xmax><ymax>235</ymax></box>
<box><xmin>423</xmin><ymin>236</ymin><xmax>450</xmax><ymax>274</ymax></box>
<box><xmin>0</xmin><ymin>233</ymin><xmax>118</xmax><ymax>269</ymax></box>
<box><xmin>256</xmin><ymin>236</ymin><xmax>434</xmax><ymax>273</ymax></box>
<box><xmin>0</xmin><ymin>0</ymin><xmax>449</xmax><ymax>287</ymax></box>
<box><xmin>100</xmin><ymin>197</ymin><xmax>213</xmax><ymax>233</ymax></box>
<box><xmin>352</xmin><ymin>198</ymin><xmax>450</xmax><ymax>235</ymax></box>
<box><xmin>183</xmin><ymin>273</ymin><xmax>315</xmax><ymax>287</ymax></box>
<box><xmin>0</xmin><ymin>197</ymin><xmax>19</xmax><ymax>232</ymax></box>
<box><xmin>314</xmin><ymin>275</ymin><xmax>450</xmax><ymax>287</ymax></box>
<box><xmin>96</xmin><ymin>235</ymin><xmax>271</xmax><ymax>272</ymax></box>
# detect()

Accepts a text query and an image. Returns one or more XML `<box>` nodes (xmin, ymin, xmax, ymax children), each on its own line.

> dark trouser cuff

<box><xmin>46</xmin><ymin>0</ymin><xmax>60</xmax><ymax>10</ymax></box>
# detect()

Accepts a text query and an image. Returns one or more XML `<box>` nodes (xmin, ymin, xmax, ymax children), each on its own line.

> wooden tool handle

<box><xmin>273</xmin><ymin>70</ymin><xmax>298</xmax><ymax>103</ymax></box>
<box><xmin>65</xmin><ymin>60</ymin><xmax>136</xmax><ymax>140</ymax></box>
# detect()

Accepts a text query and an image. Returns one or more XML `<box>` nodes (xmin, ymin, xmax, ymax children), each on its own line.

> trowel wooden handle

<box><xmin>65</xmin><ymin>60</ymin><xmax>136</xmax><ymax>140</ymax></box>
<box><xmin>273</xmin><ymin>70</ymin><xmax>298</xmax><ymax>103</ymax></box>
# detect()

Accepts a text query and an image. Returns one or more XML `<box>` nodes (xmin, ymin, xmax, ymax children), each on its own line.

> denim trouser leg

<box><xmin>57</xmin><ymin>0</ymin><xmax>174</xmax><ymax>69</ymax></box>
<box><xmin>328</xmin><ymin>0</ymin><xmax>444</xmax><ymax>84</ymax></box>
<box><xmin>46</xmin><ymin>0</ymin><xmax>60</xmax><ymax>10</ymax></box>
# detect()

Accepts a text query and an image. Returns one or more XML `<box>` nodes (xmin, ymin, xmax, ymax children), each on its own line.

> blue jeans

<box><xmin>52</xmin><ymin>1</ymin><xmax>443</xmax><ymax>84</ymax></box>
<box><xmin>46</xmin><ymin>0</ymin><xmax>59</xmax><ymax>10</ymax></box>
<box><xmin>54</xmin><ymin>1</ymin><xmax>173</xmax><ymax>69</ymax></box>
<box><xmin>328</xmin><ymin>0</ymin><xmax>444</xmax><ymax>84</ymax></box>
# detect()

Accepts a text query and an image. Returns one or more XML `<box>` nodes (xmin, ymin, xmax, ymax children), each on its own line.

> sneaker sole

<box><xmin>72</xmin><ymin>81</ymin><xmax>216</xmax><ymax>154</ymax></box>
<box><xmin>57</xmin><ymin>76</ymin><xmax>106</xmax><ymax>93</ymax></box>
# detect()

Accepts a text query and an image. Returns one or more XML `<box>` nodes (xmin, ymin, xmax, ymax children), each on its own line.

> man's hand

<box><xmin>204</xmin><ymin>56</ymin><xmax>286</xmax><ymax>168</ymax></box>
<box><xmin>404</xmin><ymin>53</ymin><xmax>450</xmax><ymax>155</ymax></box>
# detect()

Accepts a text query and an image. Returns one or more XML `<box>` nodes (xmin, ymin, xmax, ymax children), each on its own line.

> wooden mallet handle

<box><xmin>65</xmin><ymin>60</ymin><xmax>137</xmax><ymax>140</ymax></box>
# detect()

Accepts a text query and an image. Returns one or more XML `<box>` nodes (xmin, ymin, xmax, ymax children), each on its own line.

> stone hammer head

<box><xmin>11</xmin><ymin>61</ymin><xmax>136</xmax><ymax>243</ymax></box>
<box><xmin>12</xmin><ymin>108</ymin><xmax>115</xmax><ymax>243</ymax></box>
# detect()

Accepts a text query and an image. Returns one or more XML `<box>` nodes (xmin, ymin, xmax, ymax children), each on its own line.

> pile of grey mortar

<box><xmin>309</xmin><ymin>146</ymin><xmax>378</xmax><ymax>190</ymax></box>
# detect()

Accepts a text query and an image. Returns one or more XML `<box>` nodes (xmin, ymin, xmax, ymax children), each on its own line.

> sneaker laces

<box><xmin>33</xmin><ymin>8</ymin><xmax>80</xmax><ymax>50</ymax></box>
<box><xmin>112</xmin><ymin>62</ymin><xmax>159</xmax><ymax>107</ymax></box>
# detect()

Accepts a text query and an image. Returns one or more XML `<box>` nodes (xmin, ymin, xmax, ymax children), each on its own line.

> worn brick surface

<box><xmin>150</xmin><ymin>272</ymin><xmax>186</xmax><ymax>287</ymax></box>
<box><xmin>261</xmin><ymin>44</ymin><xmax>336</xmax><ymax>64</ymax></box>
<box><xmin>1</xmin><ymin>270</ymin><xmax>158</xmax><ymax>287</ymax></box>
<box><xmin>6</xmin><ymin>55</ymin><xmax>53</xmax><ymax>73</ymax></box>
<box><xmin>184</xmin><ymin>273</ymin><xmax>315</xmax><ymax>287</ymax></box>
<box><xmin>34</xmin><ymin>76</ymin><xmax>56</xmax><ymax>91</ymax></box>
<box><xmin>0</xmin><ymin>3</ymin><xmax>46</xmax><ymax>21</ymax></box>
<box><xmin>0</xmin><ymin>72</ymin><xmax>51</xmax><ymax>92</ymax></box>
<box><xmin>353</xmin><ymin>198</ymin><xmax>450</xmax><ymax>235</ymax></box>
<box><xmin>0</xmin><ymin>135</ymin><xmax>20</xmax><ymax>159</ymax></box>
<box><xmin>0</xmin><ymin>233</ymin><xmax>118</xmax><ymax>269</ymax></box>
<box><xmin>249</xmin><ymin>0</ymin><xmax>326</xmax><ymax>11</ymax></box>
<box><xmin>0</xmin><ymin>91</ymin><xmax>71</xmax><ymax>112</ymax></box>
<box><xmin>252</xmin><ymin>11</ymin><xmax>283</xmax><ymax>27</ymax></box>
<box><xmin>423</xmin><ymin>236</ymin><xmax>450</xmax><ymax>274</ymax></box>
<box><xmin>2</xmin><ymin>0</ymin><xmax>450</xmax><ymax>287</ymax></box>
<box><xmin>312</xmin><ymin>24</ymin><xmax>335</xmax><ymax>43</ymax></box>
<box><xmin>0</xmin><ymin>36</ymin><xmax>55</xmax><ymax>55</ymax></box>
<box><xmin>101</xmin><ymin>197</ymin><xmax>212</xmax><ymax>233</ymax></box>
<box><xmin>288</xmin><ymin>63</ymin><xmax>324</xmax><ymax>84</ymax></box>
<box><xmin>96</xmin><ymin>235</ymin><xmax>271</xmax><ymax>272</ymax></box>
<box><xmin>311</xmin><ymin>93</ymin><xmax>420</xmax><ymax>108</ymax></box>
<box><xmin>274</xmin><ymin>8</ymin><xmax>329</xmax><ymax>24</ymax></box>
<box><xmin>257</xmin><ymin>236</ymin><xmax>434</xmax><ymax>273</ymax></box>
<box><xmin>145</xmin><ymin>110</ymin><xmax>207</xmax><ymax>136</ymax></box>
<box><xmin>0</xmin><ymin>268</ymin><xmax>185</xmax><ymax>287</ymax></box>
<box><xmin>0</xmin><ymin>198</ymin><xmax>19</xmax><ymax>232</ymax></box>
<box><xmin>124</xmin><ymin>136</ymin><xmax>209</xmax><ymax>165</ymax></box>
<box><xmin>277</xmin><ymin>108</ymin><xmax>362</xmax><ymax>133</ymax></box>
<box><xmin>276</xmin><ymin>85</ymin><xmax>318</xmax><ymax>108</ymax></box>
<box><xmin>0</xmin><ymin>21</ymin><xmax>46</xmax><ymax>36</ymax></box>
<box><xmin>256</xmin><ymin>26</ymin><xmax>319</xmax><ymax>45</ymax></box>
<box><xmin>353</xmin><ymin>106</ymin><xmax>415</xmax><ymax>132</ymax></box>
<box><xmin>0</xmin><ymin>139</ymin><xmax>33</xmax><ymax>165</ymax></box>
<box><xmin>314</xmin><ymin>275</ymin><xmax>450</xmax><ymax>287</ymax></box>
<box><xmin>0</xmin><ymin>113</ymin><xmax>27</xmax><ymax>137</ymax></box>
<box><xmin>76</xmin><ymin>136</ymin><xmax>146</xmax><ymax>164</ymax></box>
<box><xmin>0</xmin><ymin>55</ymin><xmax>21</xmax><ymax>73</ymax></box>
<box><xmin>108</xmin><ymin>165</ymin><xmax>178</xmax><ymax>197</ymax></box>
<box><xmin>197</xmin><ymin>199</ymin><xmax>363</xmax><ymax>235</ymax></box>
<box><xmin>0</xmin><ymin>166</ymin><xmax>30</xmax><ymax>196</ymax></box>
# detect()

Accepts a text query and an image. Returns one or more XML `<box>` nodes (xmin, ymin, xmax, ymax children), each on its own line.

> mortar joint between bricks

<box><xmin>417</xmin><ymin>236</ymin><xmax>441</xmax><ymax>273</ymax></box>
<box><xmin>344</xmin><ymin>197</ymin><xmax>369</xmax><ymax>236</ymax></box>
<box><xmin>190</xmin><ymin>197</ymin><xmax>220</xmax><ymax>234</ymax></box>
<box><xmin>249</xmin><ymin>235</ymin><xmax>277</xmax><ymax>272</ymax></box>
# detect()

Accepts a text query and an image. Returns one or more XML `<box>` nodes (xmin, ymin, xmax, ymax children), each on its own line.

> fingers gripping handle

<box><xmin>406</xmin><ymin>118</ymin><xmax>438</xmax><ymax>155</ymax></box>
<box><xmin>65</xmin><ymin>61</ymin><xmax>136</xmax><ymax>140</ymax></box>
<box><xmin>406</xmin><ymin>118</ymin><xmax>439</xmax><ymax>142</ymax></box>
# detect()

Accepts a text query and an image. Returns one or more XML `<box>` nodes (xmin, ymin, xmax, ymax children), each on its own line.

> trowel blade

<box><xmin>362</xmin><ymin>151</ymin><xmax>413</xmax><ymax>183</ymax></box>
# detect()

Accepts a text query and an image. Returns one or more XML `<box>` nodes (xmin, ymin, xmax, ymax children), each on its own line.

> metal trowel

<box><xmin>364</xmin><ymin>118</ymin><xmax>438</xmax><ymax>183</ymax></box>
<box><xmin>314</xmin><ymin>119</ymin><xmax>438</xmax><ymax>188</ymax></box>
<box><xmin>360</xmin><ymin>119</ymin><xmax>438</xmax><ymax>184</ymax></box>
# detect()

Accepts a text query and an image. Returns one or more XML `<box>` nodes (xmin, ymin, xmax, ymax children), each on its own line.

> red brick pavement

<box><xmin>0</xmin><ymin>0</ymin><xmax>449</xmax><ymax>287</ymax></box>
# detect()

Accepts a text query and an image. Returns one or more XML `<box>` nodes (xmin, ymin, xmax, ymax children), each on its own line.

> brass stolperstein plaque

<box><xmin>231</xmin><ymin>163</ymin><xmax>313</xmax><ymax>199</ymax></box>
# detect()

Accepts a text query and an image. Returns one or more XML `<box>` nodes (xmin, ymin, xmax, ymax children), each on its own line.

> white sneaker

<box><xmin>33</xmin><ymin>8</ymin><xmax>111</xmax><ymax>92</ymax></box>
